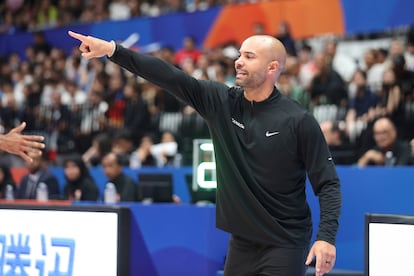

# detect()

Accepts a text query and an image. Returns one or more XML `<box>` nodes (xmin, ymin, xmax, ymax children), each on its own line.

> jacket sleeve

<box><xmin>108</xmin><ymin>45</ymin><xmax>229</xmax><ymax>118</ymax></box>
<box><xmin>297</xmin><ymin>112</ymin><xmax>342</xmax><ymax>245</ymax></box>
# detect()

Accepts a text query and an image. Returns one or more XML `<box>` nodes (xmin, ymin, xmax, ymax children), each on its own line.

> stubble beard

<box><xmin>236</xmin><ymin>71</ymin><xmax>266</xmax><ymax>90</ymax></box>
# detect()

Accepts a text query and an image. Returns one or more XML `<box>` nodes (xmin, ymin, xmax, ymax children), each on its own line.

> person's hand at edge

<box><xmin>0</xmin><ymin>122</ymin><xmax>45</xmax><ymax>163</ymax></box>
<box><xmin>305</xmin><ymin>240</ymin><xmax>336</xmax><ymax>276</ymax></box>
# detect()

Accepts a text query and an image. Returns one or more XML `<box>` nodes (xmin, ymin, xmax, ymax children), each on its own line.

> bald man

<box><xmin>101</xmin><ymin>152</ymin><xmax>138</xmax><ymax>202</ymax></box>
<box><xmin>69</xmin><ymin>31</ymin><xmax>341</xmax><ymax>276</ymax></box>
<box><xmin>357</xmin><ymin>117</ymin><xmax>412</xmax><ymax>167</ymax></box>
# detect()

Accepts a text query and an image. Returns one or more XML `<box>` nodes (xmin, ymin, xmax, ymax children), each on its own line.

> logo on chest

<box><xmin>265</xmin><ymin>130</ymin><xmax>280</xmax><ymax>137</ymax></box>
<box><xmin>231</xmin><ymin>118</ymin><xmax>245</xmax><ymax>129</ymax></box>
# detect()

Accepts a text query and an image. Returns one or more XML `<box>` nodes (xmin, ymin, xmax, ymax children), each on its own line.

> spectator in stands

<box><xmin>10</xmin><ymin>66</ymin><xmax>29</xmax><ymax>110</ymax></box>
<box><xmin>345</xmin><ymin>69</ymin><xmax>378</xmax><ymax>143</ymax></box>
<box><xmin>155</xmin><ymin>88</ymin><xmax>185</xmax><ymax>113</ymax></box>
<box><xmin>411</xmin><ymin>138</ymin><xmax>414</xmax><ymax>162</ymax></box>
<box><xmin>140</xmin><ymin>0</ymin><xmax>161</xmax><ymax>17</ymax></box>
<box><xmin>123</xmin><ymin>78</ymin><xmax>151</xmax><ymax>142</ymax></box>
<box><xmin>19</xmin><ymin>81</ymin><xmax>43</xmax><ymax>131</ymax></box>
<box><xmin>0</xmin><ymin>164</ymin><xmax>17</xmax><ymax>199</ymax></box>
<box><xmin>323</xmin><ymin>38</ymin><xmax>357</xmax><ymax>83</ymax></box>
<box><xmin>376</xmin><ymin>68</ymin><xmax>405</xmax><ymax>139</ymax></box>
<box><xmin>129</xmin><ymin>134</ymin><xmax>157</xmax><ymax>168</ymax></box>
<box><xmin>392</xmin><ymin>54</ymin><xmax>414</xmax><ymax>97</ymax></box>
<box><xmin>174</xmin><ymin>35</ymin><xmax>201</xmax><ymax>67</ymax></box>
<box><xmin>160</xmin><ymin>0</ymin><xmax>186</xmax><ymax>14</ymax></box>
<box><xmin>390</xmin><ymin>54</ymin><xmax>414</xmax><ymax>140</ymax></box>
<box><xmin>139</xmin><ymin>79</ymin><xmax>160</xmax><ymax>117</ymax></box>
<box><xmin>283</xmin><ymin>56</ymin><xmax>301</xmax><ymax>86</ymax></box>
<box><xmin>297</xmin><ymin>43</ymin><xmax>316</xmax><ymax>90</ymax></box>
<box><xmin>185</xmin><ymin>0</ymin><xmax>210</xmax><ymax>12</ymax></box>
<box><xmin>62</xmin><ymin>155</ymin><xmax>99</xmax><ymax>201</ymax></box>
<box><xmin>76</xmin><ymin>90</ymin><xmax>108</xmax><ymax>145</ymax></box>
<box><xmin>406</xmin><ymin>24</ymin><xmax>414</xmax><ymax>71</ymax></box>
<box><xmin>128</xmin><ymin>0</ymin><xmax>142</xmax><ymax>17</ymax></box>
<box><xmin>320</xmin><ymin>120</ymin><xmax>356</xmax><ymax>165</ymax></box>
<box><xmin>150</xmin><ymin>130</ymin><xmax>180</xmax><ymax>167</ymax></box>
<box><xmin>152</xmin><ymin>45</ymin><xmax>186</xmax><ymax>114</ymax></box>
<box><xmin>365</xmin><ymin>48</ymin><xmax>387</xmax><ymax>93</ymax></box>
<box><xmin>1</xmin><ymin>82</ymin><xmax>20</xmax><ymax>131</ymax></box>
<box><xmin>111</xmin><ymin>128</ymin><xmax>136</xmax><ymax>166</ymax></box>
<box><xmin>274</xmin><ymin>21</ymin><xmax>297</xmax><ymax>57</ymax></box>
<box><xmin>35</xmin><ymin>0</ymin><xmax>58</xmax><ymax>30</ymax></box>
<box><xmin>108</xmin><ymin>0</ymin><xmax>132</xmax><ymax>21</ymax></box>
<box><xmin>55</xmin><ymin>0</ymin><xmax>78</xmax><ymax>28</ymax></box>
<box><xmin>211</xmin><ymin>59</ymin><xmax>235</xmax><ymax>86</ymax></box>
<box><xmin>0</xmin><ymin>7</ymin><xmax>15</xmax><ymax>34</ymax></box>
<box><xmin>82</xmin><ymin>132</ymin><xmax>113</xmax><ymax>167</ymax></box>
<box><xmin>309</xmin><ymin>52</ymin><xmax>348</xmax><ymax>109</ymax></box>
<box><xmin>16</xmin><ymin>149</ymin><xmax>60</xmax><ymax>199</ymax></box>
<box><xmin>252</xmin><ymin>22</ymin><xmax>266</xmax><ymax>35</ymax></box>
<box><xmin>387</xmin><ymin>39</ymin><xmax>405</xmax><ymax>64</ymax></box>
<box><xmin>79</xmin><ymin>1</ymin><xmax>109</xmax><ymax>24</ymax></box>
<box><xmin>180</xmin><ymin>57</ymin><xmax>197</xmax><ymax>77</ymax></box>
<box><xmin>277</xmin><ymin>71</ymin><xmax>310</xmax><ymax>109</ymax></box>
<box><xmin>193</xmin><ymin>53</ymin><xmax>211</xmax><ymax>80</ymax></box>
<box><xmin>32</xmin><ymin>31</ymin><xmax>52</xmax><ymax>55</ymax></box>
<box><xmin>362</xmin><ymin>49</ymin><xmax>377</xmax><ymax>77</ymax></box>
<box><xmin>101</xmin><ymin>152</ymin><xmax>137</xmax><ymax>202</ymax></box>
<box><xmin>357</xmin><ymin>117</ymin><xmax>412</xmax><ymax>167</ymax></box>
<box><xmin>41</xmin><ymin>89</ymin><xmax>75</xmax><ymax>165</ymax></box>
<box><xmin>105</xmin><ymin>72</ymin><xmax>126</xmax><ymax>129</ymax></box>
<box><xmin>61</xmin><ymin>79</ymin><xmax>87</xmax><ymax>106</ymax></box>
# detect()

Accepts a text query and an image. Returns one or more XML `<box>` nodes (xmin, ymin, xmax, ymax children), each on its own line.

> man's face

<box><xmin>234</xmin><ymin>38</ymin><xmax>269</xmax><ymax>89</ymax></box>
<box><xmin>102</xmin><ymin>154</ymin><xmax>122</xmax><ymax>181</ymax></box>
<box><xmin>373</xmin><ymin>120</ymin><xmax>396</xmax><ymax>150</ymax></box>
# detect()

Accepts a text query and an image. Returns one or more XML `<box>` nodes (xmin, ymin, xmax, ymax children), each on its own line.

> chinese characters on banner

<box><xmin>0</xmin><ymin>234</ymin><xmax>75</xmax><ymax>276</ymax></box>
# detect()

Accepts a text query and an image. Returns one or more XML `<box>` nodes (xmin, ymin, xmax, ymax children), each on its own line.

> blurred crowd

<box><xmin>0</xmin><ymin>0</ymin><xmax>261</xmax><ymax>34</ymax></box>
<box><xmin>1</xmin><ymin>1</ymin><xmax>414</xmax><ymax>178</ymax></box>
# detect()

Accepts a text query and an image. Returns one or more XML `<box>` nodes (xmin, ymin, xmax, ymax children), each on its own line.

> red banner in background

<box><xmin>203</xmin><ymin>0</ymin><xmax>344</xmax><ymax>48</ymax></box>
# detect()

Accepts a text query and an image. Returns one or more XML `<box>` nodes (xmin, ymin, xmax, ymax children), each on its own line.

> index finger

<box><xmin>68</xmin><ymin>31</ymin><xmax>87</xmax><ymax>42</ymax></box>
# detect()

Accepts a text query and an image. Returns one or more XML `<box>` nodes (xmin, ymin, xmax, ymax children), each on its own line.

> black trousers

<box><xmin>223</xmin><ymin>235</ymin><xmax>309</xmax><ymax>276</ymax></box>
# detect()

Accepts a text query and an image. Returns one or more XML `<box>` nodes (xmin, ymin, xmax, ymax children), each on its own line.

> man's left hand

<box><xmin>305</xmin><ymin>240</ymin><xmax>336</xmax><ymax>276</ymax></box>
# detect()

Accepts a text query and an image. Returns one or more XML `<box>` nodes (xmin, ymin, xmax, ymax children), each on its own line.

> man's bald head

<box><xmin>235</xmin><ymin>35</ymin><xmax>288</xmax><ymax>98</ymax></box>
<box><xmin>241</xmin><ymin>35</ymin><xmax>287</xmax><ymax>74</ymax></box>
<box><xmin>373</xmin><ymin>117</ymin><xmax>397</xmax><ymax>150</ymax></box>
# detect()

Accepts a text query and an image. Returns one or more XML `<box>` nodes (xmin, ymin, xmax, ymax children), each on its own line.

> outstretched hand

<box><xmin>305</xmin><ymin>240</ymin><xmax>336</xmax><ymax>276</ymax></box>
<box><xmin>0</xmin><ymin>122</ymin><xmax>45</xmax><ymax>163</ymax></box>
<box><xmin>68</xmin><ymin>31</ymin><xmax>115</xmax><ymax>59</ymax></box>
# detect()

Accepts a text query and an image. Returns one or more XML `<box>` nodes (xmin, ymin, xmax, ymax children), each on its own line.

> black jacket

<box><xmin>109</xmin><ymin>45</ymin><xmax>341</xmax><ymax>247</ymax></box>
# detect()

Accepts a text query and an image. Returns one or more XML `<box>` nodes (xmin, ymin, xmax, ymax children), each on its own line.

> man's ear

<box><xmin>268</xmin><ymin>60</ymin><xmax>280</xmax><ymax>73</ymax></box>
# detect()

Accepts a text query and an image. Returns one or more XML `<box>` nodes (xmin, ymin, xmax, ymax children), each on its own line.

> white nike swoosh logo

<box><xmin>265</xmin><ymin>131</ymin><xmax>280</xmax><ymax>137</ymax></box>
